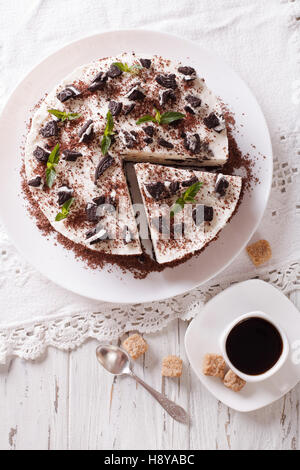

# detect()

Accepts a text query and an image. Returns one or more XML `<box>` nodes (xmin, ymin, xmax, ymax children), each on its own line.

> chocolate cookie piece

<box><xmin>155</xmin><ymin>74</ymin><xmax>177</xmax><ymax>89</ymax></box>
<box><xmin>169</xmin><ymin>118</ymin><xmax>184</xmax><ymax>128</ymax></box>
<box><xmin>192</xmin><ymin>205</ymin><xmax>214</xmax><ymax>225</ymax></box>
<box><xmin>119</xmin><ymin>130</ymin><xmax>138</xmax><ymax>149</ymax></box>
<box><xmin>92</xmin><ymin>195</ymin><xmax>106</xmax><ymax>206</ymax></box>
<box><xmin>126</xmin><ymin>84</ymin><xmax>145</xmax><ymax>101</ymax></box>
<box><xmin>182</xmin><ymin>175</ymin><xmax>198</xmax><ymax>187</ymax></box>
<box><xmin>185</xmin><ymin>94</ymin><xmax>201</xmax><ymax>109</ymax></box>
<box><xmin>85</xmin><ymin>203</ymin><xmax>101</xmax><ymax>223</ymax></box>
<box><xmin>204</xmin><ymin>206</ymin><xmax>214</xmax><ymax>222</ymax></box>
<box><xmin>88</xmin><ymin>71</ymin><xmax>108</xmax><ymax>92</ymax></box>
<box><xmin>172</xmin><ymin>222</ymin><xmax>185</xmax><ymax>238</ymax></box>
<box><xmin>62</xmin><ymin>150</ymin><xmax>82</xmax><ymax>161</ymax></box>
<box><xmin>40</xmin><ymin>120</ymin><xmax>59</xmax><ymax>138</ymax></box>
<box><xmin>145</xmin><ymin>182</ymin><xmax>166</xmax><ymax>200</ymax></box>
<box><xmin>123</xmin><ymin>103</ymin><xmax>135</xmax><ymax>115</ymax></box>
<box><xmin>139</xmin><ymin>58</ymin><xmax>151</xmax><ymax>69</ymax></box>
<box><xmin>184</xmin><ymin>105</ymin><xmax>195</xmax><ymax>115</ymax></box>
<box><xmin>143</xmin><ymin>125</ymin><xmax>155</xmax><ymax>137</ymax></box>
<box><xmin>151</xmin><ymin>215</ymin><xmax>170</xmax><ymax>235</ymax></box>
<box><xmin>203</xmin><ymin>112</ymin><xmax>220</xmax><ymax>129</ymax></box>
<box><xmin>78</xmin><ymin>120</ymin><xmax>94</xmax><ymax>143</ymax></box>
<box><xmin>108</xmin><ymin>100</ymin><xmax>122</xmax><ymax>116</ymax></box>
<box><xmin>123</xmin><ymin>225</ymin><xmax>134</xmax><ymax>244</ymax></box>
<box><xmin>203</xmin><ymin>112</ymin><xmax>225</xmax><ymax>132</ymax></box>
<box><xmin>28</xmin><ymin>176</ymin><xmax>42</xmax><ymax>188</ymax></box>
<box><xmin>88</xmin><ymin>195</ymin><xmax>115</xmax><ymax>220</ymax></box>
<box><xmin>95</xmin><ymin>155</ymin><xmax>114</xmax><ymax>181</ymax></box>
<box><xmin>178</xmin><ymin>66</ymin><xmax>196</xmax><ymax>81</ymax></box>
<box><xmin>215</xmin><ymin>174</ymin><xmax>229</xmax><ymax>197</ymax></box>
<box><xmin>159</xmin><ymin>89</ymin><xmax>176</xmax><ymax>106</ymax></box>
<box><xmin>183</xmin><ymin>132</ymin><xmax>201</xmax><ymax>154</ymax></box>
<box><xmin>107</xmin><ymin>64</ymin><xmax>123</xmax><ymax>78</ymax></box>
<box><xmin>33</xmin><ymin>146</ymin><xmax>50</xmax><ymax>163</ymax></box>
<box><xmin>158</xmin><ymin>138</ymin><xmax>174</xmax><ymax>149</ymax></box>
<box><xmin>144</xmin><ymin>137</ymin><xmax>153</xmax><ymax>145</ymax></box>
<box><xmin>57</xmin><ymin>186</ymin><xmax>73</xmax><ymax>206</ymax></box>
<box><xmin>57</xmin><ymin>85</ymin><xmax>81</xmax><ymax>103</ymax></box>
<box><xmin>167</xmin><ymin>181</ymin><xmax>180</xmax><ymax>195</ymax></box>
<box><xmin>85</xmin><ymin>226</ymin><xmax>109</xmax><ymax>244</ymax></box>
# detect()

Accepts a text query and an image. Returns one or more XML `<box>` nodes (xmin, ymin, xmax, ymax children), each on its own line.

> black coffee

<box><xmin>225</xmin><ymin>317</ymin><xmax>283</xmax><ymax>376</ymax></box>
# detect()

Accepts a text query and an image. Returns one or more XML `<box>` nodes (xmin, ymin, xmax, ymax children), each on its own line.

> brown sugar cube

<box><xmin>203</xmin><ymin>353</ymin><xmax>226</xmax><ymax>379</ymax></box>
<box><xmin>246</xmin><ymin>239</ymin><xmax>272</xmax><ymax>267</ymax></box>
<box><xmin>162</xmin><ymin>355</ymin><xmax>183</xmax><ymax>377</ymax></box>
<box><xmin>223</xmin><ymin>369</ymin><xmax>246</xmax><ymax>392</ymax></box>
<box><xmin>122</xmin><ymin>334</ymin><xmax>148</xmax><ymax>360</ymax></box>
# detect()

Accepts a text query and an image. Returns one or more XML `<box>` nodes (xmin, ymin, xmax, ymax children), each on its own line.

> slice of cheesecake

<box><xmin>113</xmin><ymin>54</ymin><xmax>228</xmax><ymax>167</ymax></box>
<box><xmin>135</xmin><ymin>163</ymin><xmax>242</xmax><ymax>264</ymax></box>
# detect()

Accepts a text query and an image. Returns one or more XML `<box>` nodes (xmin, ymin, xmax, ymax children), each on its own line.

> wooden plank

<box><xmin>68</xmin><ymin>338</ymin><xmax>114</xmax><ymax>450</ymax></box>
<box><xmin>0</xmin><ymin>347</ymin><xmax>69</xmax><ymax>450</ymax></box>
<box><xmin>158</xmin><ymin>319</ymin><xmax>190</xmax><ymax>450</ymax></box>
<box><xmin>68</xmin><ymin>320</ymin><xmax>190</xmax><ymax>450</ymax></box>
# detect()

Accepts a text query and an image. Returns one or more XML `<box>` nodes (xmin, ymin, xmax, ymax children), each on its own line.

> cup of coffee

<box><xmin>220</xmin><ymin>311</ymin><xmax>289</xmax><ymax>382</ymax></box>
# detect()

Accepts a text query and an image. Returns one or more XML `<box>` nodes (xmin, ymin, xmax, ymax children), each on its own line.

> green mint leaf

<box><xmin>67</xmin><ymin>112</ymin><xmax>82</xmax><ymax>121</ymax></box>
<box><xmin>154</xmin><ymin>108</ymin><xmax>161</xmax><ymax>124</ymax></box>
<box><xmin>136</xmin><ymin>115</ymin><xmax>157</xmax><ymax>125</ymax></box>
<box><xmin>170</xmin><ymin>182</ymin><xmax>203</xmax><ymax>218</ymax></box>
<box><xmin>55</xmin><ymin>212</ymin><xmax>67</xmax><ymax>222</ymax></box>
<box><xmin>48</xmin><ymin>109</ymin><xmax>67</xmax><ymax>121</ymax></box>
<box><xmin>48</xmin><ymin>109</ymin><xmax>81</xmax><ymax>122</ymax></box>
<box><xmin>46</xmin><ymin>167</ymin><xmax>56</xmax><ymax>189</ymax></box>
<box><xmin>104</xmin><ymin>111</ymin><xmax>114</xmax><ymax>136</ymax></box>
<box><xmin>183</xmin><ymin>181</ymin><xmax>203</xmax><ymax>201</ymax></box>
<box><xmin>170</xmin><ymin>200</ymin><xmax>184</xmax><ymax>218</ymax></box>
<box><xmin>113</xmin><ymin>62</ymin><xmax>127</xmax><ymax>72</ymax></box>
<box><xmin>101</xmin><ymin>112</ymin><xmax>114</xmax><ymax>155</ymax></box>
<box><xmin>112</xmin><ymin>62</ymin><xmax>141</xmax><ymax>75</ymax></box>
<box><xmin>62</xmin><ymin>197</ymin><xmax>74</xmax><ymax>212</ymax></box>
<box><xmin>45</xmin><ymin>144</ymin><xmax>60</xmax><ymax>188</ymax></box>
<box><xmin>101</xmin><ymin>134</ymin><xmax>111</xmax><ymax>156</ymax></box>
<box><xmin>136</xmin><ymin>109</ymin><xmax>185</xmax><ymax>126</ymax></box>
<box><xmin>160</xmin><ymin>111</ymin><xmax>185</xmax><ymax>125</ymax></box>
<box><xmin>48</xmin><ymin>144</ymin><xmax>60</xmax><ymax>164</ymax></box>
<box><xmin>55</xmin><ymin>198</ymin><xmax>74</xmax><ymax>222</ymax></box>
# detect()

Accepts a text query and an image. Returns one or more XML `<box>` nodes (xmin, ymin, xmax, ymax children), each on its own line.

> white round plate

<box><xmin>185</xmin><ymin>280</ymin><xmax>300</xmax><ymax>412</ymax></box>
<box><xmin>0</xmin><ymin>30</ymin><xmax>272</xmax><ymax>303</ymax></box>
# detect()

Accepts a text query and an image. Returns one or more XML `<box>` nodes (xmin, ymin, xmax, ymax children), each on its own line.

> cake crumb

<box><xmin>203</xmin><ymin>353</ymin><xmax>226</xmax><ymax>379</ymax></box>
<box><xmin>246</xmin><ymin>239</ymin><xmax>272</xmax><ymax>266</ymax></box>
<box><xmin>223</xmin><ymin>369</ymin><xmax>246</xmax><ymax>392</ymax></box>
<box><xmin>162</xmin><ymin>355</ymin><xmax>183</xmax><ymax>377</ymax></box>
<box><xmin>122</xmin><ymin>334</ymin><xmax>148</xmax><ymax>360</ymax></box>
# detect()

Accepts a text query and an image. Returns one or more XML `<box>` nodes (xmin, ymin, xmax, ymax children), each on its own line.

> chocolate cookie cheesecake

<box><xmin>25</xmin><ymin>52</ymin><xmax>238</xmax><ymax>264</ymax></box>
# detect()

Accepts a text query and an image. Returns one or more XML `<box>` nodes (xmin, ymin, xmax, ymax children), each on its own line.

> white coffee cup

<box><xmin>220</xmin><ymin>311</ymin><xmax>289</xmax><ymax>383</ymax></box>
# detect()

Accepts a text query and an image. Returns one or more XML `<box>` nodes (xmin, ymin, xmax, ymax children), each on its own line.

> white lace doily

<box><xmin>0</xmin><ymin>257</ymin><xmax>299</xmax><ymax>363</ymax></box>
<box><xmin>0</xmin><ymin>0</ymin><xmax>299</xmax><ymax>363</ymax></box>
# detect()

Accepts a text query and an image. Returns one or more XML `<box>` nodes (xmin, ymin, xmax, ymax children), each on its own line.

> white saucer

<box><xmin>185</xmin><ymin>280</ymin><xmax>300</xmax><ymax>412</ymax></box>
<box><xmin>0</xmin><ymin>30</ymin><xmax>272</xmax><ymax>303</ymax></box>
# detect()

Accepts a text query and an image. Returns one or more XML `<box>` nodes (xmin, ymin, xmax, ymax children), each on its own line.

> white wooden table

<box><xmin>0</xmin><ymin>291</ymin><xmax>299</xmax><ymax>450</ymax></box>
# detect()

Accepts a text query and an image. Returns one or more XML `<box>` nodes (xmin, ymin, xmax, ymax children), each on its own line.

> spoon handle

<box><xmin>129</xmin><ymin>371</ymin><xmax>189</xmax><ymax>424</ymax></box>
